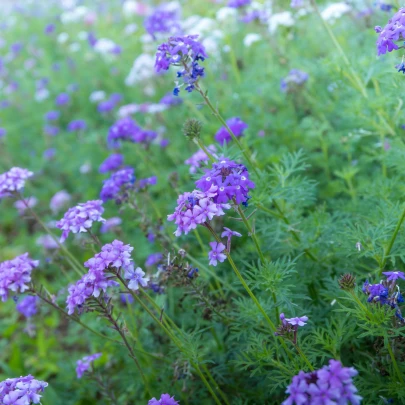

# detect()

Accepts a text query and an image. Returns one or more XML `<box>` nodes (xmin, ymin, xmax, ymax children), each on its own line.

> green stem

<box><xmin>379</xmin><ymin>204</ymin><xmax>405</xmax><ymax>276</ymax></box>
<box><xmin>384</xmin><ymin>332</ymin><xmax>404</xmax><ymax>383</ymax></box>
<box><xmin>294</xmin><ymin>344</ymin><xmax>314</xmax><ymax>371</ymax></box>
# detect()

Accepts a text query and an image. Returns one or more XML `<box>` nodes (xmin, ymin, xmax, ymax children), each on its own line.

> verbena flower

<box><xmin>148</xmin><ymin>393</ymin><xmax>180</xmax><ymax>405</ymax></box>
<box><xmin>99</xmin><ymin>154</ymin><xmax>124</xmax><ymax>173</ymax></box>
<box><xmin>376</xmin><ymin>8</ymin><xmax>405</xmax><ymax>56</ymax></box>
<box><xmin>195</xmin><ymin>158</ymin><xmax>255</xmax><ymax>205</ymax></box>
<box><xmin>184</xmin><ymin>146</ymin><xmax>217</xmax><ymax>174</ymax></box>
<box><xmin>144</xmin><ymin>4</ymin><xmax>181</xmax><ymax>38</ymax></box>
<box><xmin>76</xmin><ymin>353</ymin><xmax>102</xmax><ymax>378</ymax></box>
<box><xmin>280</xmin><ymin>69</ymin><xmax>309</xmax><ymax>93</ymax></box>
<box><xmin>67</xmin><ymin>119</ymin><xmax>87</xmax><ymax>132</ymax></box>
<box><xmin>160</xmin><ymin>91</ymin><xmax>183</xmax><ymax>106</ymax></box>
<box><xmin>14</xmin><ymin>196</ymin><xmax>37</xmax><ymax>215</ymax></box>
<box><xmin>100</xmin><ymin>168</ymin><xmax>135</xmax><ymax>202</ymax></box>
<box><xmin>55</xmin><ymin>92</ymin><xmax>70</xmax><ymax>106</ymax></box>
<box><xmin>138</xmin><ymin>176</ymin><xmax>157</xmax><ymax>190</ymax></box>
<box><xmin>124</xmin><ymin>265</ymin><xmax>149</xmax><ymax>290</ymax></box>
<box><xmin>167</xmin><ymin>187</ymin><xmax>230</xmax><ymax>236</ymax></box>
<box><xmin>0</xmin><ymin>167</ymin><xmax>33</xmax><ymax>199</ymax></box>
<box><xmin>36</xmin><ymin>235</ymin><xmax>59</xmax><ymax>250</ymax></box>
<box><xmin>50</xmin><ymin>190</ymin><xmax>71</xmax><ymax>213</ymax></box>
<box><xmin>222</xmin><ymin>227</ymin><xmax>242</xmax><ymax>252</ymax></box>
<box><xmin>282</xmin><ymin>360</ymin><xmax>361</xmax><ymax>405</ymax></box>
<box><xmin>285</xmin><ymin>316</ymin><xmax>308</xmax><ymax>326</ymax></box>
<box><xmin>16</xmin><ymin>295</ymin><xmax>39</xmax><ymax>318</ymax></box>
<box><xmin>155</xmin><ymin>35</ymin><xmax>207</xmax><ymax>95</ymax></box>
<box><xmin>291</xmin><ymin>0</ymin><xmax>304</xmax><ymax>8</ymax></box>
<box><xmin>145</xmin><ymin>253</ymin><xmax>163</xmax><ymax>267</ymax></box>
<box><xmin>208</xmin><ymin>242</ymin><xmax>227</xmax><ymax>266</ymax></box>
<box><xmin>100</xmin><ymin>217</ymin><xmax>122</xmax><ymax>233</ymax></box>
<box><xmin>0</xmin><ymin>254</ymin><xmax>39</xmax><ymax>302</ymax></box>
<box><xmin>382</xmin><ymin>270</ymin><xmax>405</xmax><ymax>281</ymax></box>
<box><xmin>56</xmin><ymin>200</ymin><xmax>105</xmax><ymax>242</ymax></box>
<box><xmin>44</xmin><ymin>125</ymin><xmax>60</xmax><ymax>136</ymax></box>
<box><xmin>228</xmin><ymin>0</ymin><xmax>252</xmax><ymax>7</ymax></box>
<box><xmin>44</xmin><ymin>110</ymin><xmax>60</xmax><ymax>121</ymax></box>
<box><xmin>0</xmin><ymin>375</ymin><xmax>48</xmax><ymax>404</ymax></box>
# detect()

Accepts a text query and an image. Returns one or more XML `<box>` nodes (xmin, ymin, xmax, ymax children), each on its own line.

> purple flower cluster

<box><xmin>280</xmin><ymin>69</ymin><xmax>309</xmax><ymax>93</ymax></box>
<box><xmin>76</xmin><ymin>353</ymin><xmax>102</xmax><ymax>378</ymax></box>
<box><xmin>0</xmin><ymin>375</ymin><xmax>48</xmax><ymax>404</ymax></box>
<box><xmin>195</xmin><ymin>158</ymin><xmax>255</xmax><ymax>205</ymax></box>
<box><xmin>282</xmin><ymin>360</ymin><xmax>361</xmax><ymax>405</ymax></box>
<box><xmin>55</xmin><ymin>92</ymin><xmax>70</xmax><ymax>106</ymax></box>
<box><xmin>145</xmin><ymin>253</ymin><xmax>163</xmax><ymax>267</ymax></box>
<box><xmin>362</xmin><ymin>271</ymin><xmax>405</xmax><ymax>321</ymax></box>
<box><xmin>138</xmin><ymin>176</ymin><xmax>157</xmax><ymax>190</ymax></box>
<box><xmin>66</xmin><ymin>240</ymin><xmax>133</xmax><ymax>314</ymax></box>
<box><xmin>155</xmin><ymin>35</ymin><xmax>207</xmax><ymax>94</ymax></box>
<box><xmin>99</xmin><ymin>154</ymin><xmax>124</xmax><ymax>174</ymax></box>
<box><xmin>208</xmin><ymin>242</ymin><xmax>227</xmax><ymax>266</ymax></box>
<box><xmin>97</xmin><ymin>94</ymin><xmax>122</xmax><ymax>114</ymax></box>
<box><xmin>228</xmin><ymin>0</ymin><xmax>252</xmax><ymax>8</ymax></box>
<box><xmin>67</xmin><ymin>119</ymin><xmax>86</xmax><ymax>132</ymax></box>
<box><xmin>375</xmin><ymin>8</ymin><xmax>405</xmax><ymax>55</ymax></box>
<box><xmin>148</xmin><ymin>393</ymin><xmax>180</xmax><ymax>405</ymax></box>
<box><xmin>0</xmin><ymin>253</ymin><xmax>39</xmax><ymax>301</ymax></box>
<box><xmin>16</xmin><ymin>295</ymin><xmax>39</xmax><ymax>318</ymax></box>
<box><xmin>100</xmin><ymin>217</ymin><xmax>122</xmax><ymax>233</ymax></box>
<box><xmin>56</xmin><ymin>200</ymin><xmax>105</xmax><ymax>242</ymax></box>
<box><xmin>160</xmin><ymin>91</ymin><xmax>183</xmax><ymax>106</ymax></box>
<box><xmin>44</xmin><ymin>110</ymin><xmax>60</xmax><ymax>121</ymax></box>
<box><xmin>124</xmin><ymin>265</ymin><xmax>149</xmax><ymax>290</ymax></box>
<box><xmin>107</xmin><ymin>117</ymin><xmax>156</xmax><ymax>146</ymax></box>
<box><xmin>50</xmin><ymin>190</ymin><xmax>71</xmax><ymax>213</ymax></box>
<box><xmin>168</xmin><ymin>187</ymin><xmax>229</xmax><ymax>236</ymax></box>
<box><xmin>184</xmin><ymin>145</ymin><xmax>217</xmax><ymax>174</ymax></box>
<box><xmin>144</xmin><ymin>5</ymin><xmax>181</xmax><ymax>38</ymax></box>
<box><xmin>100</xmin><ymin>168</ymin><xmax>135</xmax><ymax>202</ymax></box>
<box><xmin>214</xmin><ymin>117</ymin><xmax>248</xmax><ymax>145</ymax></box>
<box><xmin>0</xmin><ymin>167</ymin><xmax>33</xmax><ymax>199</ymax></box>
<box><xmin>275</xmin><ymin>313</ymin><xmax>308</xmax><ymax>344</ymax></box>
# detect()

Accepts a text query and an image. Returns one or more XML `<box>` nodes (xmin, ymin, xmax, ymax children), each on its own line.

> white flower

<box><xmin>89</xmin><ymin>90</ymin><xmax>106</xmax><ymax>103</ymax></box>
<box><xmin>244</xmin><ymin>33</ymin><xmax>261</xmax><ymax>47</ymax></box>
<box><xmin>94</xmin><ymin>38</ymin><xmax>118</xmax><ymax>55</ymax></box>
<box><xmin>125</xmin><ymin>265</ymin><xmax>149</xmax><ymax>291</ymax></box>
<box><xmin>124</xmin><ymin>23</ymin><xmax>138</xmax><ymax>36</ymax></box>
<box><xmin>77</xmin><ymin>31</ymin><xmax>89</xmax><ymax>40</ymax></box>
<box><xmin>268</xmin><ymin>12</ymin><xmax>294</xmax><ymax>34</ymax></box>
<box><xmin>61</xmin><ymin>6</ymin><xmax>88</xmax><ymax>24</ymax></box>
<box><xmin>35</xmin><ymin>88</ymin><xmax>50</xmax><ymax>102</ymax></box>
<box><xmin>57</xmin><ymin>32</ymin><xmax>69</xmax><ymax>44</ymax></box>
<box><xmin>69</xmin><ymin>43</ymin><xmax>81</xmax><ymax>53</ymax></box>
<box><xmin>216</xmin><ymin>7</ymin><xmax>237</xmax><ymax>22</ymax></box>
<box><xmin>122</xmin><ymin>1</ymin><xmax>149</xmax><ymax>17</ymax></box>
<box><xmin>125</xmin><ymin>53</ymin><xmax>155</xmax><ymax>86</ymax></box>
<box><xmin>321</xmin><ymin>3</ymin><xmax>351</xmax><ymax>22</ymax></box>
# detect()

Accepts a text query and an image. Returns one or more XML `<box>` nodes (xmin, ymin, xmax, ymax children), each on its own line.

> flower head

<box><xmin>228</xmin><ymin>0</ymin><xmax>251</xmax><ymax>7</ymax></box>
<box><xmin>221</xmin><ymin>227</ymin><xmax>242</xmax><ymax>240</ymax></box>
<box><xmin>281</xmin><ymin>69</ymin><xmax>309</xmax><ymax>93</ymax></box>
<box><xmin>100</xmin><ymin>217</ymin><xmax>122</xmax><ymax>233</ymax></box>
<box><xmin>208</xmin><ymin>242</ymin><xmax>227</xmax><ymax>266</ymax></box>
<box><xmin>0</xmin><ymin>254</ymin><xmax>39</xmax><ymax>302</ymax></box>
<box><xmin>168</xmin><ymin>187</ymin><xmax>229</xmax><ymax>236</ymax></box>
<box><xmin>16</xmin><ymin>296</ymin><xmax>39</xmax><ymax>318</ymax></box>
<box><xmin>144</xmin><ymin>4</ymin><xmax>181</xmax><ymax>38</ymax></box>
<box><xmin>0</xmin><ymin>167</ymin><xmax>33</xmax><ymax>199</ymax></box>
<box><xmin>383</xmin><ymin>271</ymin><xmax>405</xmax><ymax>281</ymax></box>
<box><xmin>148</xmin><ymin>393</ymin><xmax>180</xmax><ymax>405</ymax></box>
<box><xmin>67</xmin><ymin>119</ymin><xmax>86</xmax><ymax>132</ymax></box>
<box><xmin>0</xmin><ymin>375</ymin><xmax>48</xmax><ymax>404</ymax></box>
<box><xmin>285</xmin><ymin>316</ymin><xmax>308</xmax><ymax>327</ymax></box>
<box><xmin>145</xmin><ymin>253</ymin><xmax>163</xmax><ymax>267</ymax></box>
<box><xmin>215</xmin><ymin>117</ymin><xmax>248</xmax><ymax>145</ymax></box>
<box><xmin>44</xmin><ymin>110</ymin><xmax>60</xmax><ymax>121</ymax></box>
<box><xmin>76</xmin><ymin>353</ymin><xmax>102</xmax><ymax>378</ymax></box>
<box><xmin>124</xmin><ymin>265</ymin><xmax>149</xmax><ymax>291</ymax></box>
<box><xmin>50</xmin><ymin>190</ymin><xmax>71</xmax><ymax>213</ymax></box>
<box><xmin>195</xmin><ymin>158</ymin><xmax>255</xmax><ymax>205</ymax></box>
<box><xmin>56</xmin><ymin>200</ymin><xmax>105</xmax><ymax>242</ymax></box>
<box><xmin>376</xmin><ymin>8</ymin><xmax>405</xmax><ymax>56</ymax></box>
<box><xmin>99</xmin><ymin>154</ymin><xmax>124</xmax><ymax>173</ymax></box>
<box><xmin>185</xmin><ymin>146</ymin><xmax>217</xmax><ymax>174</ymax></box>
<box><xmin>55</xmin><ymin>92</ymin><xmax>70</xmax><ymax>106</ymax></box>
<box><xmin>155</xmin><ymin>35</ymin><xmax>207</xmax><ymax>94</ymax></box>
<box><xmin>100</xmin><ymin>168</ymin><xmax>135</xmax><ymax>202</ymax></box>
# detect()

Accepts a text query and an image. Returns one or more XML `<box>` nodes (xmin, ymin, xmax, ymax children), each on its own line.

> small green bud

<box><xmin>338</xmin><ymin>273</ymin><xmax>356</xmax><ymax>291</ymax></box>
<box><xmin>183</xmin><ymin>118</ymin><xmax>202</xmax><ymax>140</ymax></box>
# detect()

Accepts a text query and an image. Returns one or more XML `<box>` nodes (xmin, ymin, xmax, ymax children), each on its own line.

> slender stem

<box><xmin>349</xmin><ymin>290</ymin><xmax>369</xmax><ymax>315</ymax></box>
<box><xmin>195</xmin><ymin>139</ymin><xmax>216</xmax><ymax>162</ymax></box>
<box><xmin>379</xmin><ymin>205</ymin><xmax>405</xmax><ymax>275</ymax></box>
<box><xmin>294</xmin><ymin>344</ymin><xmax>314</xmax><ymax>371</ymax></box>
<box><xmin>201</xmin><ymin>364</ymin><xmax>230</xmax><ymax>405</ymax></box>
<box><xmin>384</xmin><ymin>332</ymin><xmax>404</xmax><ymax>383</ymax></box>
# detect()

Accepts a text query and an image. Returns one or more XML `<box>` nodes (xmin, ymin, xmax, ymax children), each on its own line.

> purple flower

<box><xmin>76</xmin><ymin>353</ymin><xmax>102</xmax><ymax>378</ymax></box>
<box><xmin>168</xmin><ymin>187</ymin><xmax>230</xmax><ymax>236</ymax></box>
<box><xmin>0</xmin><ymin>128</ymin><xmax>6</xmax><ymax>138</ymax></box>
<box><xmin>100</xmin><ymin>168</ymin><xmax>135</xmax><ymax>202</ymax></box>
<box><xmin>221</xmin><ymin>227</ymin><xmax>242</xmax><ymax>240</ymax></box>
<box><xmin>148</xmin><ymin>393</ymin><xmax>180</xmax><ymax>405</ymax></box>
<box><xmin>50</xmin><ymin>190</ymin><xmax>71</xmax><ymax>213</ymax></box>
<box><xmin>144</xmin><ymin>5</ymin><xmax>181</xmax><ymax>38</ymax></box>
<box><xmin>56</xmin><ymin>200</ymin><xmax>105</xmax><ymax>242</ymax></box>
<box><xmin>228</xmin><ymin>0</ymin><xmax>251</xmax><ymax>7</ymax></box>
<box><xmin>0</xmin><ymin>167</ymin><xmax>33</xmax><ymax>199</ymax></box>
<box><xmin>160</xmin><ymin>91</ymin><xmax>183</xmax><ymax>106</ymax></box>
<box><xmin>285</xmin><ymin>316</ymin><xmax>308</xmax><ymax>327</ymax></box>
<box><xmin>215</xmin><ymin>117</ymin><xmax>248</xmax><ymax>145</ymax></box>
<box><xmin>55</xmin><ymin>92</ymin><xmax>70</xmax><ymax>106</ymax></box>
<box><xmin>107</xmin><ymin>117</ymin><xmax>140</xmax><ymax>145</ymax></box>
<box><xmin>36</xmin><ymin>235</ymin><xmax>59</xmax><ymax>250</ymax></box>
<box><xmin>44</xmin><ymin>23</ymin><xmax>55</xmax><ymax>35</ymax></box>
<box><xmin>138</xmin><ymin>176</ymin><xmax>157</xmax><ymax>190</ymax></box>
<box><xmin>44</xmin><ymin>110</ymin><xmax>60</xmax><ymax>121</ymax></box>
<box><xmin>124</xmin><ymin>265</ymin><xmax>149</xmax><ymax>291</ymax></box>
<box><xmin>13</xmin><ymin>196</ymin><xmax>37</xmax><ymax>215</ymax></box>
<box><xmin>291</xmin><ymin>0</ymin><xmax>304</xmax><ymax>8</ymax></box>
<box><xmin>97</xmin><ymin>99</ymin><xmax>116</xmax><ymax>114</ymax></box>
<box><xmin>0</xmin><ymin>375</ymin><xmax>48</xmax><ymax>404</ymax></box>
<box><xmin>195</xmin><ymin>158</ymin><xmax>255</xmax><ymax>205</ymax></box>
<box><xmin>185</xmin><ymin>145</ymin><xmax>217</xmax><ymax>174</ymax></box>
<box><xmin>67</xmin><ymin>119</ymin><xmax>86</xmax><ymax>132</ymax></box>
<box><xmin>155</xmin><ymin>35</ymin><xmax>207</xmax><ymax>94</ymax></box>
<box><xmin>208</xmin><ymin>242</ymin><xmax>227</xmax><ymax>266</ymax></box>
<box><xmin>16</xmin><ymin>295</ymin><xmax>39</xmax><ymax>318</ymax></box>
<box><xmin>44</xmin><ymin>125</ymin><xmax>60</xmax><ymax>136</ymax></box>
<box><xmin>145</xmin><ymin>253</ymin><xmax>163</xmax><ymax>267</ymax></box>
<box><xmin>282</xmin><ymin>360</ymin><xmax>361</xmax><ymax>405</ymax></box>
<box><xmin>281</xmin><ymin>69</ymin><xmax>309</xmax><ymax>93</ymax></box>
<box><xmin>0</xmin><ymin>254</ymin><xmax>39</xmax><ymax>301</ymax></box>
<box><xmin>383</xmin><ymin>271</ymin><xmax>405</xmax><ymax>281</ymax></box>
<box><xmin>99</xmin><ymin>154</ymin><xmax>124</xmax><ymax>173</ymax></box>
<box><xmin>375</xmin><ymin>8</ymin><xmax>405</xmax><ymax>55</ymax></box>
<box><xmin>100</xmin><ymin>217</ymin><xmax>122</xmax><ymax>233</ymax></box>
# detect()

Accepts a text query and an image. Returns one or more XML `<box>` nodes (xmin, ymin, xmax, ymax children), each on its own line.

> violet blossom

<box><xmin>376</xmin><ymin>8</ymin><xmax>405</xmax><ymax>56</ymax></box>
<box><xmin>0</xmin><ymin>167</ymin><xmax>33</xmax><ymax>199</ymax></box>
<box><xmin>124</xmin><ymin>265</ymin><xmax>149</xmax><ymax>290</ymax></box>
<box><xmin>148</xmin><ymin>393</ymin><xmax>180</xmax><ymax>405</ymax></box>
<box><xmin>16</xmin><ymin>295</ymin><xmax>39</xmax><ymax>318</ymax></box>
<box><xmin>184</xmin><ymin>145</ymin><xmax>217</xmax><ymax>174</ymax></box>
<box><xmin>208</xmin><ymin>242</ymin><xmax>227</xmax><ymax>266</ymax></box>
<box><xmin>215</xmin><ymin>117</ymin><xmax>248</xmax><ymax>145</ymax></box>
<box><xmin>0</xmin><ymin>375</ymin><xmax>48</xmax><ymax>404</ymax></box>
<box><xmin>100</xmin><ymin>168</ymin><xmax>135</xmax><ymax>202</ymax></box>
<box><xmin>76</xmin><ymin>353</ymin><xmax>102</xmax><ymax>378</ymax></box>
<box><xmin>99</xmin><ymin>154</ymin><xmax>124</xmax><ymax>173</ymax></box>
